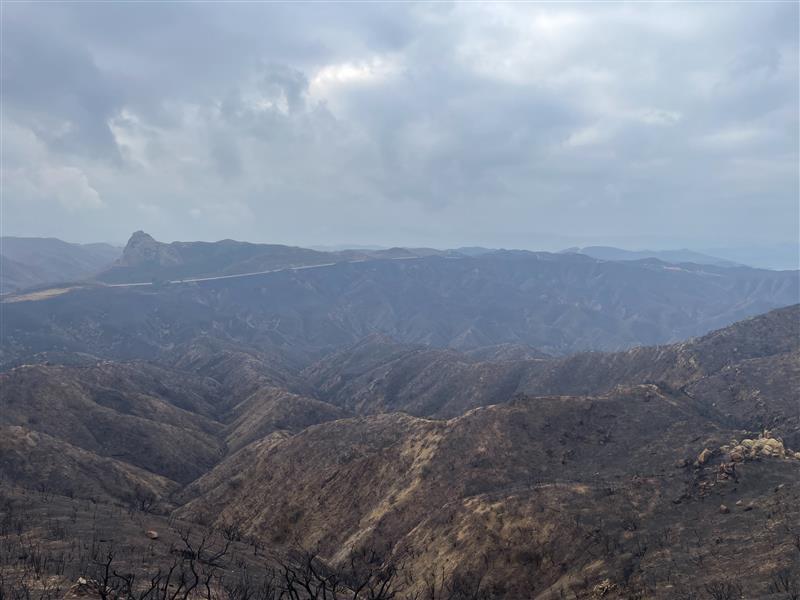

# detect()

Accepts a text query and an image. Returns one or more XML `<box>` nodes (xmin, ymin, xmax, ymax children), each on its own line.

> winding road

<box><xmin>106</xmin><ymin>256</ymin><xmax>425</xmax><ymax>288</ymax></box>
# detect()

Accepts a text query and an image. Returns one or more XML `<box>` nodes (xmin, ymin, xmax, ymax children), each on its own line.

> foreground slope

<box><xmin>0</xmin><ymin>362</ymin><xmax>224</xmax><ymax>485</ymax></box>
<box><xmin>0</xmin><ymin>306</ymin><xmax>798</xmax><ymax>598</ymax></box>
<box><xmin>175</xmin><ymin>306</ymin><xmax>800</xmax><ymax>596</ymax></box>
<box><xmin>177</xmin><ymin>385</ymin><xmax>800</xmax><ymax>597</ymax></box>
<box><xmin>0</xmin><ymin>425</ymin><xmax>178</xmax><ymax>504</ymax></box>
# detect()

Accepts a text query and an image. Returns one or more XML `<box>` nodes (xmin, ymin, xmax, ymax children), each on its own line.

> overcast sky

<box><xmin>2</xmin><ymin>2</ymin><xmax>798</xmax><ymax>250</ymax></box>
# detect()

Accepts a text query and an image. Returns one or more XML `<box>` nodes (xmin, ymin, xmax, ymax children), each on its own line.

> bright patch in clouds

<box><xmin>310</xmin><ymin>57</ymin><xmax>399</xmax><ymax>100</ymax></box>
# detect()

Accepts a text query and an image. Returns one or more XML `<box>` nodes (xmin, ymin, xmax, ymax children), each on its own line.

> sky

<box><xmin>2</xmin><ymin>2</ymin><xmax>798</xmax><ymax>251</ymax></box>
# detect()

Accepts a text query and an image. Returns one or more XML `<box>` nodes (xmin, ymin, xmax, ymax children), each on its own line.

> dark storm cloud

<box><xmin>2</xmin><ymin>11</ymin><xmax>123</xmax><ymax>160</ymax></box>
<box><xmin>2</xmin><ymin>2</ymin><xmax>797</xmax><ymax>250</ymax></box>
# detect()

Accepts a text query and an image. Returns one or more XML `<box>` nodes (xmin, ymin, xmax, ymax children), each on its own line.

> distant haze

<box><xmin>2</xmin><ymin>3</ymin><xmax>798</xmax><ymax>251</ymax></box>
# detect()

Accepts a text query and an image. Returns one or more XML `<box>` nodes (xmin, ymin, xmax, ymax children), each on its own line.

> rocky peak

<box><xmin>128</xmin><ymin>230</ymin><xmax>155</xmax><ymax>245</ymax></box>
<box><xmin>117</xmin><ymin>231</ymin><xmax>182</xmax><ymax>267</ymax></box>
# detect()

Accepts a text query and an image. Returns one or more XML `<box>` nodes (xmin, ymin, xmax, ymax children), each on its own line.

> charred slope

<box><xmin>0</xmin><ymin>306</ymin><xmax>798</xmax><ymax>597</ymax></box>
<box><xmin>0</xmin><ymin>425</ymin><xmax>178</xmax><ymax>505</ymax></box>
<box><xmin>0</xmin><ymin>363</ymin><xmax>224</xmax><ymax>484</ymax></box>
<box><xmin>223</xmin><ymin>386</ymin><xmax>348</xmax><ymax>453</ymax></box>
<box><xmin>0</xmin><ymin>352</ymin><xmax>345</xmax><ymax>500</ymax></box>
<box><xmin>684</xmin><ymin>350</ymin><xmax>800</xmax><ymax>446</ymax></box>
<box><xmin>302</xmin><ymin>336</ymin><xmax>535</xmax><ymax>417</ymax></box>
<box><xmin>176</xmin><ymin>386</ymin><xmax>800</xmax><ymax>597</ymax></box>
<box><xmin>165</xmin><ymin>336</ymin><xmax>312</xmax><ymax>400</ymax></box>
<box><xmin>304</xmin><ymin>305</ymin><xmax>800</xmax><ymax>425</ymax></box>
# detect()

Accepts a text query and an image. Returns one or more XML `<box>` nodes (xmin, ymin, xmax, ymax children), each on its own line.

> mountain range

<box><xmin>3</xmin><ymin>232</ymin><xmax>796</xmax><ymax>294</ymax></box>
<box><xmin>2</xmin><ymin>233</ymin><xmax>797</xmax><ymax>370</ymax></box>
<box><xmin>1</xmin><ymin>231</ymin><xmax>799</xmax><ymax>599</ymax></box>
<box><xmin>562</xmin><ymin>246</ymin><xmax>741</xmax><ymax>267</ymax></box>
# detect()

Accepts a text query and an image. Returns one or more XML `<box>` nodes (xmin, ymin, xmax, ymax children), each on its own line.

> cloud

<box><xmin>38</xmin><ymin>167</ymin><xmax>104</xmax><ymax>210</ymax></box>
<box><xmin>3</xmin><ymin>164</ymin><xmax>103</xmax><ymax>211</ymax></box>
<box><xmin>696</xmin><ymin>127</ymin><xmax>769</xmax><ymax>149</ymax></box>
<box><xmin>309</xmin><ymin>56</ymin><xmax>401</xmax><ymax>109</ymax></box>
<box><xmin>1</xmin><ymin>2</ymin><xmax>797</xmax><ymax>249</ymax></box>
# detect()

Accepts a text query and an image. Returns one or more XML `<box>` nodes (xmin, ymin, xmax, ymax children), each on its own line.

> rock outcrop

<box><xmin>724</xmin><ymin>432</ymin><xmax>800</xmax><ymax>462</ymax></box>
<box><xmin>116</xmin><ymin>230</ymin><xmax>183</xmax><ymax>268</ymax></box>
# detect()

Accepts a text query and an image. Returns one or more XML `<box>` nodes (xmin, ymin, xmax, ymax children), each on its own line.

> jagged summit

<box><xmin>117</xmin><ymin>231</ymin><xmax>181</xmax><ymax>268</ymax></box>
<box><xmin>129</xmin><ymin>230</ymin><xmax>154</xmax><ymax>242</ymax></box>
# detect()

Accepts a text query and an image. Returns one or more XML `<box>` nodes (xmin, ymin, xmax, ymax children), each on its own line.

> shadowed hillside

<box><xmin>303</xmin><ymin>305</ymin><xmax>800</xmax><ymax>423</ymax></box>
<box><xmin>0</xmin><ymin>363</ymin><xmax>224</xmax><ymax>484</ymax></box>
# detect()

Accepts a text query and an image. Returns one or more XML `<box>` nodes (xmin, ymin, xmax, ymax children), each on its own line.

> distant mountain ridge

<box><xmin>98</xmin><ymin>230</ymin><xmax>335</xmax><ymax>284</ymax></box>
<box><xmin>2</xmin><ymin>245</ymin><xmax>798</xmax><ymax>370</ymax></box>
<box><xmin>0</xmin><ymin>236</ymin><xmax>121</xmax><ymax>292</ymax></box>
<box><xmin>104</xmin><ymin>232</ymin><xmax>797</xmax><ymax>287</ymax></box>
<box><xmin>701</xmin><ymin>242</ymin><xmax>800</xmax><ymax>271</ymax></box>
<box><xmin>563</xmin><ymin>245</ymin><xmax>741</xmax><ymax>267</ymax></box>
<box><xmin>6</xmin><ymin>232</ymin><xmax>793</xmax><ymax>294</ymax></box>
<box><xmin>98</xmin><ymin>231</ymin><xmax>459</xmax><ymax>284</ymax></box>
